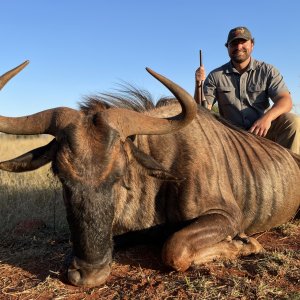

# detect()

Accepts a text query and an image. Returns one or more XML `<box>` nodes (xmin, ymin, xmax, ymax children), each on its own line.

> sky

<box><xmin>1</xmin><ymin>1</ymin><xmax>300</xmax><ymax>116</ymax></box>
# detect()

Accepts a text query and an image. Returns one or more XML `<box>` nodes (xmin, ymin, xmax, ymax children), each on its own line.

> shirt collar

<box><xmin>224</xmin><ymin>58</ymin><xmax>257</xmax><ymax>74</ymax></box>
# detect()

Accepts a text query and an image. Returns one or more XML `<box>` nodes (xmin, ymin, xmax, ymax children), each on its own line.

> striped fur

<box><xmin>107</xmin><ymin>97</ymin><xmax>300</xmax><ymax>236</ymax></box>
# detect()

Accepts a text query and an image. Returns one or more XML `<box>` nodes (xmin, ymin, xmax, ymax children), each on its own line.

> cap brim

<box><xmin>228</xmin><ymin>36</ymin><xmax>250</xmax><ymax>45</ymax></box>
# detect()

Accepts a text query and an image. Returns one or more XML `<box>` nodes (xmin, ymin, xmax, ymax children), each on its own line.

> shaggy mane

<box><xmin>78</xmin><ymin>83</ymin><xmax>249</xmax><ymax>137</ymax></box>
<box><xmin>79</xmin><ymin>83</ymin><xmax>173</xmax><ymax>114</ymax></box>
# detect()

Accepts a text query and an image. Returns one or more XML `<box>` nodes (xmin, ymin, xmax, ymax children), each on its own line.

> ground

<box><xmin>0</xmin><ymin>219</ymin><xmax>299</xmax><ymax>300</ymax></box>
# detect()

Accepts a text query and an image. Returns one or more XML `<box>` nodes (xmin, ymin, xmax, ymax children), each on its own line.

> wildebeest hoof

<box><xmin>232</xmin><ymin>235</ymin><xmax>265</xmax><ymax>256</ymax></box>
<box><xmin>239</xmin><ymin>237</ymin><xmax>265</xmax><ymax>255</ymax></box>
<box><xmin>235</xmin><ymin>232</ymin><xmax>250</xmax><ymax>244</ymax></box>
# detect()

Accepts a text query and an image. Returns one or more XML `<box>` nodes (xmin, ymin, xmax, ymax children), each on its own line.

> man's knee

<box><xmin>268</xmin><ymin>113</ymin><xmax>300</xmax><ymax>154</ymax></box>
<box><xmin>277</xmin><ymin>113</ymin><xmax>300</xmax><ymax>132</ymax></box>
<box><xmin>269</xmin><ymin>113</ymin><xmax>300</xmax><ymax>138</ymax></box>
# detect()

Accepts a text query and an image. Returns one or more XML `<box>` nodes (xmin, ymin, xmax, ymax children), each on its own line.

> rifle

<box><xmin>198</xmin><ymin>50</ymin><xmax>207</xmax><ymax>108</ymax></box>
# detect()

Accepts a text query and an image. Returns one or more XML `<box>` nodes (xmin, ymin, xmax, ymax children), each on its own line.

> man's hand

<box><xmin>194</xmin><ymin>66</ymin><xmax>206</xmax><ymax>105</ymax></box>
<box><xmin>195</xmin><ymin>66</ymin><xmax>206</xmax><ymax>83</ymax></box>
<box><xmin>249</xmin><ymin>91</ymin><xmax>292</xmax><ymax>137</ymax></box>
<box><xmin>249</xmin><ymin>115</ymin><xmax>272</xmax><ymax>137</ymax></box>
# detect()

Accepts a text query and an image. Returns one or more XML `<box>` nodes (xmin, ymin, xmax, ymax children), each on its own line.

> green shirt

<box><xmin>204</xmin><ymin>58</ymin><xmax>289</xmax><ymax>129</ymax></box>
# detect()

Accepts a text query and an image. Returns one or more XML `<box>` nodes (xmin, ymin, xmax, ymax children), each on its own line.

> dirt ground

<box><xmin>0</xmin><ymin>219</ymin><xmax>299</xmax><ymax>300</ymax></box>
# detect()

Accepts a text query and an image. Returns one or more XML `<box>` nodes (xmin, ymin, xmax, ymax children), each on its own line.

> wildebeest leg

<box><xmin>161</xmin><ymin>213</ymin><xmax>263</xmax><ymax>272</ymax></box>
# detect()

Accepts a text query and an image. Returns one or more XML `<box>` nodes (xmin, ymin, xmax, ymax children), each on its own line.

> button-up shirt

<box><xmin>204</xmin><ymin>58</ymin><xmax>289</xmax><ymax>129</ymax></box>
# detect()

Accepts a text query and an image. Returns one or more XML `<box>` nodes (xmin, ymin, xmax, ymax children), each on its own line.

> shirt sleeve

<box><xmin>203</xmin><ymin>72</ymin><xmax>217</xmax><ymax>105</ymax></box>
<box><xmin>267</xmin><ymin>65</ymin><xmax>290</xmax><ymax>102</ymax></box>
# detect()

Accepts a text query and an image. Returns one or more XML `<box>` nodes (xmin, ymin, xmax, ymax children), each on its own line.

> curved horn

<box><xmin>102</xmin><ymin>68</ymin><xmax>197</xmax><ymax>140</ymax></box>
<box><xmin>0</xmin><ymin>107</ymin><xmax>80</xmax><ymax>136</ymax></box>
<box><xmin>0</xmin><ymin>61</ymin><xmax>80</xmax><ymax>136</ymax></box>
<box><xmin>0</xmin><ymin>60</ymin><xmax>30</xmax><ymax>90</ymax></box>
<box><xmin>0</xmin><ymin>139</ymin><xmax>57</xmax><ymax>172</ymax></box>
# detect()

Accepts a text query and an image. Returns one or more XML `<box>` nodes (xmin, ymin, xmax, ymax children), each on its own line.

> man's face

<box><xmin>227</xmin><ymin>39</ymin><xmax>254</xmax><ymax>63</ymax></box>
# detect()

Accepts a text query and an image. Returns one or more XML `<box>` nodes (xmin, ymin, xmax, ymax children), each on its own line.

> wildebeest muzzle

<box><xmin>67</xmin><ymin>250</ymin><xmax>112</xmax><ymax>287</ymax></box>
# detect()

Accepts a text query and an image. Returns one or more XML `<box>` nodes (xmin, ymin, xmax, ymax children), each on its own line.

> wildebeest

<box><xmin>0</xmin><ymin>61</ymin><xmax>299</xmax><ymax>287</ymax></box>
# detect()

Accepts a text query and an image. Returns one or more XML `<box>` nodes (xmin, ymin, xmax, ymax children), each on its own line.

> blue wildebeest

<box><xmin>0</xmin><ymin>61</ymin><xmax>299</xmax><ymax>287</ymax></box>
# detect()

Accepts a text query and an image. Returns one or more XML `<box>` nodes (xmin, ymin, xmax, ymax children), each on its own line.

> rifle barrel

<box><xmin>198</xmin><ymin>49</ymin><xmax>207</xmax><ymax>108</ymax></box>
<box><xmin>200</xmin><ymin>50</ymin><xmax>203</xmax><ymax>67</ymax></box>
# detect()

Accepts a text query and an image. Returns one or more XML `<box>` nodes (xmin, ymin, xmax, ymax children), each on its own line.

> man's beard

<box><xmin>230</xmin><ymin>50</ymin><xmax>250</xmax><ymax>63</ymax></box>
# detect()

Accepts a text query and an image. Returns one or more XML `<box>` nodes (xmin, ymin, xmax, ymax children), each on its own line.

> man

<box><xmin>195</xmin><ymin>26</ymin><xmax>300</xmax><ymax>155</ymax></box>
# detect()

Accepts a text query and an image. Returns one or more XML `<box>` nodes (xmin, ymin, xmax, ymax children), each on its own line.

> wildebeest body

<box><xmin>113</xmin><ymin>104</ymin><xmax>299</xmax><ymax>236</ymax></box>
<box><xmin>0</xmin><ymin>62</ymin><xmax>299</xmax><ymax>287</ymax></box>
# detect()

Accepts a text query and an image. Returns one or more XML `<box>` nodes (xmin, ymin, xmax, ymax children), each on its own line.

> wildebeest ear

<box><xmin>0</xmin><ymin>138</ymin><xmax>57</xmax><ymax>172</ymax></box>
<box><xmin>124</xmin><ymin>139</ymin><xmax>182</xmax><ymax>181</ymax></box>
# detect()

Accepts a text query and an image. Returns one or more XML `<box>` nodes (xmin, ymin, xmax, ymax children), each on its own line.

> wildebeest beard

<box><xmin>62</xmin><ymin>182</ymin><xmax>115</xmax><ymax>265</ymax></box>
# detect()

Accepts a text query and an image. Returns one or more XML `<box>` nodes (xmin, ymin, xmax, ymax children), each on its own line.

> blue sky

<box><xmin>1</xmin><ymin>1</ymin><xmax>300</xmax><ymax>116</ymax></box>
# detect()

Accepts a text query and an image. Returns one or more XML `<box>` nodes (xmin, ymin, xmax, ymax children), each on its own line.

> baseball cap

<box><xmin>226</xmin><ymin>26</ymin><xmax>252</xmax><ymax>45</ymax></box>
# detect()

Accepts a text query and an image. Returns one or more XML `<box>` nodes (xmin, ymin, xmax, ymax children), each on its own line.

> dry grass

<box><xmin>0</xmin><ymin>135</ymin><xmax>299</xmax><ymax>299</ymax></box>
<box><xmin>0</xmin><ymin>135</ymin><xmax>67</xmax><ymax>233</ymax></box>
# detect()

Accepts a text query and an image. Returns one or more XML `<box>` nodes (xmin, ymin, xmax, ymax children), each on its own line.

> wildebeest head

<box><xmin>0</xmin><ymin>62</ymin><xmax>197</xmax><ymax>287</ymax></box>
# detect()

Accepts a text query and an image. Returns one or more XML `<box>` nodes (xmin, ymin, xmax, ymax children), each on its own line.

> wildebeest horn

<box><xmin>102</xmin><ymin>68</ymin><xmax>197</xmax><ymax>140</ymax></box>
<box><xmin>0</xmin><ymin>107</ymin><xmax>80</xmax><ymax>136</ymax></box>
<box><xmin>0</xmin><ymin>65</ymin><xmax>196</xmax><ymax>138</ymax></box>
<box><xmin>0</xmin><ymin>61</ymin><xmax>81</xmax><ymax>136</ymax></box>
<box><xmin>0</xmin><ymin>60</ymin><xmax>30</xmax><ymax>90</ymax></box>
<box><xmin>0</xmin><ymin>138</ymin><xmax>57</xmax><ymax>172</ymax></box>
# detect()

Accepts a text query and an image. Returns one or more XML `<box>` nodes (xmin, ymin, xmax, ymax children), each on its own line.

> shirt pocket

<box><xmin>248</xmin><ymin>84</ymin><xmax>267</xmax><ymax>105</ymax></box>
<box><xmin>216</xmin><ymin>86</ymin><xmax>236</xmax><ymax>105</ymax></box>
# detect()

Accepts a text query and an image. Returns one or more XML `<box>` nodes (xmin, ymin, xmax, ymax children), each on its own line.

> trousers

<box><xmin>266</xmin><ymin>113</ymin><xmax>300</xmax><ymax>155</ymax></box>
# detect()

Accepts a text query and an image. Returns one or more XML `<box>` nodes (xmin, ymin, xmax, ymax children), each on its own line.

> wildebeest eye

<box><xmin>116</xmin><ymin>172</ymin><xmax>125</xmax><ymax>181</ymax></box>
<box><xmin>92</xmin><ymin>114</ymin><xmax>98</xmax><ymax>125</ymax></box>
